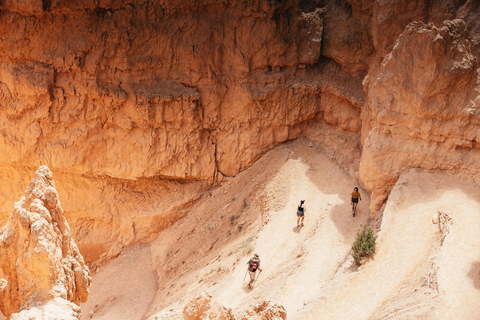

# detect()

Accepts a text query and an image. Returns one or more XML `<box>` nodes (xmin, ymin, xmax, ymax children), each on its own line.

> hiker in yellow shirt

<box><xmin>351</xmin><ymin>187</ymin><xmax>361</xmax><ymax>217</ymax></box>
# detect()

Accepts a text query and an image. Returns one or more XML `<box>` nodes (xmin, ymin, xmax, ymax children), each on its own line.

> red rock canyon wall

<box><xmin>0</xmin><ymin>166</ymin><xmax>90</xmax><ymax>319</ymax></box>
<box><xmin>0</xmin><ymin>0</ymin><xmax>479</xmax><ymax>256</ymax></box>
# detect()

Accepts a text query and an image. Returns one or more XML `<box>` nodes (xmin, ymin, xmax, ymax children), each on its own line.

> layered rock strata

<box><xmin>0</xmin><ymin>0</ymin><xmax>364</xmax><ymax>251</ymax></box>
<box><xmin>360</xmin><ymin>19</ymin><xmax>480</xmax><ymax>215</ymax></box>
<box><xmin>0</xmin><ymin>0</ymin><xmax>330</xmax><ymax>180</ymax></box>
<box><xmin>0</xmin><ymin>166</ymin><xmax>91</xmax><ymax>319</ymax></box>
<box><xmin>0</xmin><ymin>0</ymin><xmax>479</xmax><ymax>246</ymax></box>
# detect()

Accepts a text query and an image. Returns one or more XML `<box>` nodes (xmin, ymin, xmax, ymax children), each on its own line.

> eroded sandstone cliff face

<box><xmin>0</xmin><ymin>0</ymin><xmax>479</xmax><ymax>260</ymax></box>
<box><xmin>0</xmin><ymin>166</ymin><xmax>91</xmax><ymax>319</ymax></box>
<box><xmin>0</xmin><ymin>0</ymin><xmax>366</xmax><ymax>257</ymax></box>
<box><xmin>361</xmin><ymin>4</ymin><xmax>480</xmax><ymax>214</ymax></box>
<box><xmin>0</xmin><ymin>0</ymin><xmax>328</xmax><ymax>180</ymax></box>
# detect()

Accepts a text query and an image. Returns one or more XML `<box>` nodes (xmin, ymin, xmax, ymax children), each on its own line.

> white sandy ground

<box><xmin>211</xmin><ymin>148</ymin><xmax>370</xmax><ymax>318</ymax></box>
<box><xmin>2</xmin><ymin>139</ymin><xmax>480</xmax><ymax>320</ymax></box>
<box><xmin>80</xmin><ymin>245</ymin><xmax>157</xmax><ymax>320</ymax></box>
<box><xmin>307</xmin><ymin>169</ymin><xmax>480</xmax><ymax>320</ymax></box>
<box><xmin>75</xmin><ymin>141</ymin><xmax>480</xmax><ymax>320</ymax></box>
<box><xmin>77</xmin><ymin>138</ymin><xmax>373</xmax><ymax>320</ymax></box>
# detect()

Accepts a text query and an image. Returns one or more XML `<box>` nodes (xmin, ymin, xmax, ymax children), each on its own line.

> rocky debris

<box><xmin>153</xmin><ymin>294</ymin><xmax>286</xmax><ymax>320</ymax></box>
<box><xmin>437</xmin><ymin>210</ymin><xmax>452</xmax><ymax>243</ymax></box>
<box><xmin>183</xmin><ymin>293</ymin><xmax>234</xmax><ymax>320</ymax></box>
<box><xmin>425</xmin><ymin>210</ymin><xmax>453</xmax><ymax>291</ymax></box>
<box><xmin>9</xmin><ymin>297</ymin><xmax>82</xmax><ymax>320</ymax></box>
<box><xmin>0</xmin><ymin>166</ymin><xmax>91</xmax><ymax>319</ymax></box>
<box><xmin>240</xmin><ymin>300</ymin><xmax>287</xmax><ymax>320</ymax></box>
<box><xmin>424</xmin><ymin>258</ymin><xmax>440</xmax><ymax>291</ymax></box>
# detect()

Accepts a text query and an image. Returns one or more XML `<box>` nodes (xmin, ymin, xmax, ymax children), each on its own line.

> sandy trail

<box><xmin>80</xmin><ymin>139</ymin><xmax>372</xmax><ymax>320</ymax></box>
<box><xmin>213</xmin><ymin>145</ymin><xmax>370</xmax><ymax>318</ymax></box>
<box><xmin>309</xmin><ymin>169</ymin><xmax>480</xmax><ymax>320</ymax></box>
<box><xmin>81</xmin><ymin>245</ymin><xmax>157</xmax><ymax>320</ymax></box>
<box><xmin>14</xmin><ymin>139</ymin><xmax>478</xmax><ymax>320</ymax></box>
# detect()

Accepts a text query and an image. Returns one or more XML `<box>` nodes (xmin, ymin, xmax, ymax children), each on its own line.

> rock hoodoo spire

<box><xmin>0</xmin><ymin>165</ymin><xmax>91</xmax><ymax>319</ymax></box>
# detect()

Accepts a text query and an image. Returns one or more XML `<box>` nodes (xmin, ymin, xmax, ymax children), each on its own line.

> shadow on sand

<box><xmin>468</xmin><ymin>261</ymin><xmax>480</xmax><ymax>290</ymax></box>
<box><xmin>292</xmin><ymin>226</ymin><xmax>302</xmax><ymax>233</ymax></box>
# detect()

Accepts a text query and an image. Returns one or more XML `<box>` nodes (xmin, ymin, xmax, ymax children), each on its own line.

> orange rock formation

<box><xmin>361</xmin><ymin>18</ymin><xmax>480</xmax><ymax>215</ymax></box>
<box><xmin>182</xmin><ymin>293</ymin><xmax>235</xmax><ymax>320</ymax></box>
<box><xmin>0</xmin><ymin>166</ymin><xmax>91</xmax><ymax>319</ymax></box>
<box><xmin>155</xmin><ymin>293</ymin><xmax>286</xmax><ymax>320</ymax></box>
<box><xmin>0</xmin><ymin>0</ymin><xmax>365</xmax><ymax>259</ymax></box>
<box><xmin>0</xmin><ymin>0</ymin><xmax>479</xmax><ymax>316</ymax></box>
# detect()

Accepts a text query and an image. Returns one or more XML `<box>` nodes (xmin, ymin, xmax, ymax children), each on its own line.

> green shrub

<box><xmin>352</xmin><ymin>225</ymin><xmax>377</xmax><ymax>264</ymax></box>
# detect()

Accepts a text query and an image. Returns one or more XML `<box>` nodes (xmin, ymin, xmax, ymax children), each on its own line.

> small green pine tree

<box><xmin>352</xmin><ymin>224</ymin><xmax>377</xmax><ymax>264</ymax></box>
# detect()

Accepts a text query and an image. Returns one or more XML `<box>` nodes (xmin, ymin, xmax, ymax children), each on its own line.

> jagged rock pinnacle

<box><xmin>0</xmin><ymin>166</ymin><xmax>91</xmax><ymax>319</ymax></box>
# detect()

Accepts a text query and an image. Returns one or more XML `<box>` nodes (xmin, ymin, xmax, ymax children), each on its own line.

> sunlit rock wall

<box><xmin>0</xmin><ymin>0</ymin><xmax>479</xmax><ymax>251</ymax></box>
<box><xmin>0</xmin><ymin>166</ymin><xmax>91</xmax><ymax>319</ymax></box>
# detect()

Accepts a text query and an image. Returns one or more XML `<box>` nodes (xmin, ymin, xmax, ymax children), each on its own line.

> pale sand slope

<box><xmin>80</xmin><ymin>245</ymin><xmax>157</xmax><ymax>320</ymax></box>
<box><xmin>78</xmin><ymin>138</ymin><xmax>370</xmax><ymax>320</ymax></box>
<box><xmin>212</xmin><ymin>146</ymin><xmax>370</xmax><ymax>319</ymax></box>
<box><xmin>21</xmin><ymin>138</ymin><xmax>479</xmax><ymax>320</ymax></box>
<box><xmin>309</xmin><ymin>169</ymin><xmax>480</xmax><ymax>320</ymax></box>
<box><xmin>143</xmin><ymin>138</ymin><xmax>371</xmax><ymax>319</ymax></box>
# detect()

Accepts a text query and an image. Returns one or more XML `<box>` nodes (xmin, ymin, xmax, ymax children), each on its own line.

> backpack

<box><xmin>249</xmin><ymin>260</ymin><xmax>258</xmax><ymax>272</ymax></box>
<box><xmin>297</xmin><ymin>204</ymin><xmax>304</xmax><ymax>213</ymax></box>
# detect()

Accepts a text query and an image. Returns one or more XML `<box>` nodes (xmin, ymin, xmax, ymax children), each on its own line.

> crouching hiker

<box><xmin>247</xmin><ymin>253</ymin><xmax>262</xmax><ymax>288</ymax></box>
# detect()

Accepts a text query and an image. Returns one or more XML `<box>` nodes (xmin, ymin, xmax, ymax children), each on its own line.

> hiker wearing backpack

<box><xmin>297</xmin><ymin>199</ymin><xmax>306</xmax><ymax>227</ymax></box>
<box><xmin>351</xmin><ymin>187</ymin><xmax>361</xmax><ymax>217</ymax></box>
<box><xmin>247</xmin><ymin>253</ymin><xmax>262</xmax><ymax>288</ymax></box>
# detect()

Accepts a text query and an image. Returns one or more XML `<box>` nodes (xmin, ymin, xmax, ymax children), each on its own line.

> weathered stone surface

<box><xmin>0</xmin><ymin>0</ymin><xmax>371</xmax><ymax>257</ymax></box>
<box><xmin>360</xmin><ymin>19</ymin><xmax>480</xmax><ymax>214</ymax></box>
<box><xmin>0</xmin><ymin>0</ymin><xmax>327</xmax><ymax>181</ymax></box>
<box><xmin>183</xmin><ymin>293</ymin><xmax>235</xmax><ymax>320</ymax></box>
<box><xmin>240</xmin><ymin>300</ymin><xmax>286</xmax><ymax>320</ymax></box>
<box><xmin>0</xmin><ymin>0</ymin><xmax>478</xmax><ymax>263</ymax></box>
<box><xmin>364</xmin><ymin>0</ymin><xmax>467</xmax><ymax>95</ymax></box>
<box><xmin>321</xmin><ymin>0</ymin><xmax>374</xmax><ymax>78</ymax></box>
<box><xmin>0</xmin><ymin>166</ymin><xmax>91</xmax><ymax>319</ymax></box>
<box><xmin>154</xmin><ymin>295</ymin><xmax>285</xmax><ymax>320</ymax></box>
<box><xmin>10</xmin><ymin>298</ymin><xmax>82</xmax><ymax>320</ymax></box>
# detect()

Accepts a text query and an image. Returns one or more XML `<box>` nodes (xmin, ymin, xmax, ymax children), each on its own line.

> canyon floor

<box><xmin>3</xmin><ymin>138</ymin><xmax>479</xmax><ymax>320</ymax></box>
<box><xmin>82</xmin><ymin>138</ymin><xmax>480</xmax><ymax>320</ymax></box>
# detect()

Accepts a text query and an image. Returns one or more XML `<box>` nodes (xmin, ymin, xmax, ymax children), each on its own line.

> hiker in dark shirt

<box><xmin>297</xmin><ymin>199</ymin><xmax>306</xmax><ymax>227</ymax></box>
<box><xmin>247</xmin><ymin>253</ymin><xmax>262</xmax><ymax>288</ymax></box>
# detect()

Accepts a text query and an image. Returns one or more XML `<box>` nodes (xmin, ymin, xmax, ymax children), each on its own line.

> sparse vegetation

<box><xmin>242</xmin><ymin>237</ymin><xmax>255</xmax><ymax>255</ymax></box>
<box><xmin>238</xmin><ymin>224</ymin><xmax>243</xmax><ymax>231</ymax></box>
<box><xmin>230</xmin><ymin>215</ymin><xmax>237</xmax><ymax>223</ymax></box>
<box><xmin>352</xmin><ymin>225</ymin><xmax>377</xmax><ymax>265</ymax></box>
